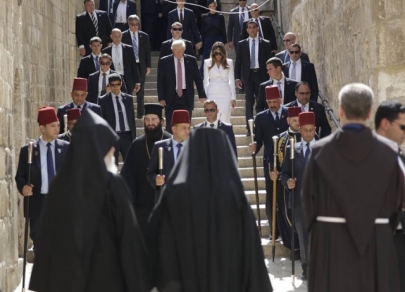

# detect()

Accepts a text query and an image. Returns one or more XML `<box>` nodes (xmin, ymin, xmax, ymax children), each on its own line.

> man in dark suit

<box><xmin>57</xmin><ymin>78</ymin><xmax>102</xmax><ymax>134</ymax></box>
<box><xmin>234</xmin><ymin>20</ymin><xmax>272</xmax><ymax>135</ymax></box>
<box><xmin>58</xmin><ymin>108</ymin><xmax>81</xmax><ymax>142</ymax></box>
<box><xmin>227</xmin><ymin>0</ymin><xmax>251</xmax><ymax>52</ymax></box>
<box><xmin>99</xmin><ymin>0</ymin><xmax>116</xmax><ymax>24</ymax></box>
<box><xmin>157</xmin><ymin>40</ymin><xmax>207</xmax><ymax>131</ymax></box>
<box><xmin>76</xmin><ymin>0</ymin><xmax>112</xmax><ymax>57</ymax></box>
<box><xmin>256</xmin><ymin>57</ymin><xmax>298</xmax><ymax>112</ymax></box>
<box><xmin>193</xmin><ymin>100</ymin><xmax>237</xmax><ymax>158</ymax></box>
<box><xmin>285</xmin><ymin>81</ymin><xmax>331</xmax><ymax>138</ymax></box>
<box><xmin>102</xmin><ymin>28</ymin><xmax>141</xmax><ymax>94</ymax></box>
<box><xmin>281</xmin><ymin>111</ymin><xmax>317</xmax><ymax>280</ymax></box>
<box><xmin>160</xmin><ymin>22</ymin><xmax>195</xmax><ymax>58</ymax></box>
<box><xmin>77</xmin><ymin>36</ymin><xmax>104</xmax><ymax>79</ymax></box>
<box><xmin>98</xmin><ymin>73</ymin><xmax>136</xmax><ymax>163</ymax></box>
<box><xmin>147</xmin><ymin>110</ymin><xmax>190</xmax><ymax>190</ymax></box>
<box><xmin>166</xmin><ymin>0</ymin><xmax>202</xmax><ymax>50</ymax></box>
<box><xmin>240</xmin><ymin>3</ymin><xmax>277</xmax><ymax>54</ymax></box>
<box><xmin>248</xmin><ymin>85</ymin><xmax>288</xmax><ymax>239</ymax></box>
<box><xmin>87</xmin><ymin>53</ymin><xmax>127</xmax><ymax>104</ymax></box>
<box><xmin>282</xmin><ymin>44</ymin><xmax>318</xmax><ymax>101</ymax></box>
<box><xmin>15</xmin><ymin>106</ymin><xmax>69</xmax><ymax>249</ymax></box>
<box><xmin>141</xmin><ymin>0</ymin><xmax>157</xmax><ymax>49</ymax></box>
<box><xmin>275</xmin><ymin>32</ymin><xmax>310</xmax><ymax>63</ymax></box>
<box><xmin>122</xmin><ymin>14</ymin><xmax>151</xmax><ymax>118</ymax></box>
<box><xmin>112</xmin><ymin>0</ymin><xmax>137</xmax><ymax>31</ymax></box>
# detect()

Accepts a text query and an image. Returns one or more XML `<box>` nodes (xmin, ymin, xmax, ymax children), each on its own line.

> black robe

<box><xmin>121</xmin><ymin>130</ymin><xmax>172</xmax><ymax>235</ymax></box>
<box><xmin>148</xmin><ymin>128</ymin><xmax>272</xmax><ymax>292</ymax></box>
<box><xmin>29</xmin><ymin>109</ymin><xmax>153</xmax><ymax>292</ymax></box>
<box><xmin>302</xmin><ymin>127</ymin><xmax>404</xmax><ymax>292</ymax></box>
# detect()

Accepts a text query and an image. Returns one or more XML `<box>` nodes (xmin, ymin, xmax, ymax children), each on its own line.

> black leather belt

<box><xmin>116</xmin><ymin>131</ymin><xmax>131</xmax><ymax>134</ymax></box>
<box><xmin>250</xmin><ymin>68</ymin><xmax>259</xmax><ymax>72</ymax></box>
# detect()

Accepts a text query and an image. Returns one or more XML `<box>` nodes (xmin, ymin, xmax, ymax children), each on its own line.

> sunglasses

<box><xmin>289</xmin><ymin>51</ymin><xmax>300</xmax><ymax>54</ymax></box>
<box><xmin>204</xmin><ymin>108</ymin><xmax>216</xmax><ymax>113</ymax></box>
<box><xmin>394</xmin><ymin>121</ymin><xmax>405</xmax><ymax>131</ymax></box>
<box><xmin>298</xmin><ymin>92</ymin><xmax>310</xmax><ymax>95</ymax></box>
<box><xmin>129</xmin><ymin>23</ymin><xmax>139</xmax><ymax>26</ymax></box>
<box><xmin>213</xmin><ymin>52</ymin><xmax>222</xmax><ymax>56</ymax></box>
<box><xmin>172</xmin><ymin>28</ymin><xmax>183</xmax><ymax>31</ymax></box>
<box><xmin>283</xmin><ymin>39</ymin><xmax>292</xmax><ymax>42</ymax></box>
<box><xmin>109</xmin><ymin>83</ymin><xmax>121</xmax><ymax>87</ymax></box>
<box><xmin>100</xmin><ymin>62</ymin><xmax>111</xmax><ymax>65</ymax></box>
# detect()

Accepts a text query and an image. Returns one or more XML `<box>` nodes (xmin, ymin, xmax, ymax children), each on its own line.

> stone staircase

<box><xmin>128</xmin><ymin>52</ymin><xmax>290</xmax><ymax>257</ymax></box>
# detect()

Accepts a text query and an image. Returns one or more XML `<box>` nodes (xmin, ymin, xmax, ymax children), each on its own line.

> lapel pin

<box><xmin>281</xmin><ymin>115</ymin><xmax>285</xmax><ymax>118</ymax></box>
<box><xmin>57</xmin><ymin>148</ymin><xmax>61</xmax><ymax>153</ymax></box>
<box><xmin>35</xmin><ymin>151</ymin><xmax>38</xmax><ymax>156</ymax></box>
<box><xmin>168</xmin><ymin>147</ymin><xmax>171</xmax><ymax>152</ymax></box>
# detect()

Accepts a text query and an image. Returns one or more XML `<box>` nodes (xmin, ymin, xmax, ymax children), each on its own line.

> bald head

<box><xmin>110</xmin><ymin>29</ymin><xmax>122</xmax><ymax>45</ymax></box>
<box><xmin>283</xmin><ymin>32</ymin><xmax>296</xmax><ymax>49</ymax></box>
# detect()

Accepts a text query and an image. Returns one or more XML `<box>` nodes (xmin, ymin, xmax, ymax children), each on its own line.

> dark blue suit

<box><xmin>15</xmin><ymin>139</ymin><xmax>69</xmax><ymax>244</ymax></box>
<box><xmin>112</xmin><ymin>0</ymin><xmax>137</xmax><ymax>31</ymax></box>
<box><xmin>57</xmin><ymin>101</ymin><xmax>102</xmax><ymax>134</ymax></box>
<box><xmin>256</xmin><ymin>78</ymin><xmax>298</xmax><ymax>113</ymax></box>
<box><xmin>282</xmin><ymin>61</ymin><xmax>319</xmax><ymax>101</ymax></box>
<box><xmin>166</xmin><ymin>8</ymin><xmax>201</xmax><ymax>45</ymax></box>
<box><xmin>87</xmin><ymin>70</ymin><xmax>128</xmax><ymax>104</ymax></box>
<box><xmin>285</xmin><ymin>99</ymin><xmax>331</xmax><ymax>138</ymax></box>
<box><xmin>146</xmin><ymin>138</ymin><xmax>176</xmax><ymax>189</ymax></box>
<box><xmin>193</xmin><ymin>121</ymin><xmax>237</xmax><ymax>158</ymax></box>
<box><xmin>254</xmin><ymin>107</ymin><xmax>289</xmax><ymax>236</ymax></box>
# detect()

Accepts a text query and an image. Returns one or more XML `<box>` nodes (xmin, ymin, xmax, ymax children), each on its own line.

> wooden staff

<box><xmin>22</xmin><ymin>141</ymin><xmax>33</xmax><ymax>292</ymax></box>
<box><xmin>248</xmin><ymin>119</ymin><xmax>261</xmax><ymax>237</ymax></box>
<box><xmin>289</xmin><ymin>138</ymin><xmax>296</xmax><ymax>285</ymax></box>
<box><xmin>271</xmin><ymin>135</ymin><xmax>279</xmax><ymax>262</ymax></box>
<box><xmin>156</xmin><ymin>147</ymin><xmax>163</xmax><ymax>203</ymax></box>
<box><xmin>64</xmin><ymin>114</ymin><xmax>68</xmax><ymax>134</ymax></box>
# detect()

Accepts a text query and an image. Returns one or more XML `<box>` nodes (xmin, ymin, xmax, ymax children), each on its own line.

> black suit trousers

<box><xmin>165</xmin><ymin>93</ymin><xmax>192</xmax><ymax>133</ymax></box>
<box><xmin>264</xmin><ymin>158</ymin><xmax>279</xmax><ymax>237</ymax></box>
<box><xmin>136</xmin><ymin>63</ymin><xmax>146</xmax><ymax>116</ymax></box>
<box><xmin>245</xmin><ymin>71</ymin><xmax>261</xmax><ymax>129</ymax></box>
<box><xmin>114</xmin><ymin>132</ymin><xmax>132</xmax><ymax>165</ymax></box>
<box><xmin>394</xmin><ymin>231</ymin><xmax>405</xmax><ymax>292</ymax></box>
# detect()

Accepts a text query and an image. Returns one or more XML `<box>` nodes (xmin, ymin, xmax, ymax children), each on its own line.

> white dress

<box><xmin>203</xmin><ymin>58</ymin><xmax>236</xmax><ymax>123</ymax></box>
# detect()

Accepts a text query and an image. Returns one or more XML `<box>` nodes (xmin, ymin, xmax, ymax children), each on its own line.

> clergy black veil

<box><xmin>148</xmin><ymin>128</ymin><xmax>272</xmax><ymax>292</ymax></box>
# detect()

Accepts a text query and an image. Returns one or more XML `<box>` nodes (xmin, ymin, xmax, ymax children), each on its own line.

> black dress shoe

<box><xmin>301</xmin><ymin>273</ymin><xmax>307</xmax><ymax>281</ymax></box>
<box><xmin>246</xmin><ymin>131</ymin><xmax>251</xmax><ymax>137</ymax></box>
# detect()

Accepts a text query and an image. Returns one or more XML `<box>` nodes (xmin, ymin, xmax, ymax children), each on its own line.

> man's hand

<box><xmin>134</xmin><ymin>84</ymin><xmax>141</xmax><ymax>93</ymax></box>
<box><xmin>235</xmin><ymin>79</ymin><xmax>242</xmax><ymax>89</ymax></box>
<box><xmin>146</xmin><ymin>68</ymin><xmax>151</xmax><ymax>76</ymax></box>
<box><xmin>195</xmin><ymin>42</ymin><xmax>202</xmax><ymax>50</ymax></box>
<box><xmin>22</xmin><ymin>184</ymin><xmax>34</xmax><ymax>196</ymax></box>
<box><xmin>155</xmin><ymin>175</ymin><xmax>165</xmax><ymax>186</ymax></box>
<box><xmin>270</xmin><ymin>171</ymin><xmax>279</xmax><ymax>181</ymax></box>
<box><xmin>227</xmin><ymin>42</ymin><xmax>234</xmax><ymax>49</ymax></box>
<box><xmin>249</xmin><ymin>142</ymin><xmax>256</xmax><ymax>153</ymax></box>
<box><xmin>271</xmin><ymin>49</ymin><xmax>278</xmax><ymax>54</ymax></box>
<box><xmin>199</xmin><ymin>98</ymin><xmax>206</xmax><ymax>103</ymax></box>
<box><xmin>287</xmin><ymin>178</ymin><xmax>296</xmax><ymax>189</ymax></box>
<box><xmin>159</xmin><ymin>100</ymin><xmax>166</xmax><ymax>107</ymax></box>
<box><xmin>79</xmin><ymin>47</ymin><xmax>86</xmax><ymax>57</ymax></box>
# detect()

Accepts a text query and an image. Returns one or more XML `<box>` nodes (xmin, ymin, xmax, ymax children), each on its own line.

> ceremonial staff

<box><xmin>289</xmin><ymin>138</ymin><xmax>296</xmax><ymax>285</ymax></box>
<box><xmin>22</xmin><ymin>141</ymin><xmax>33</xmax><ymax>292</ymax></box>
<box><xmin>248</xmin><ymin>119</ymin><xmax>262</xmax><ymax>237</ymax></box>
<box><xmin>271</xmin><ymin>135</ymin><xmax>279</xmax><ymax>262</ymax></box>
<box><xmin>156</xmin><ymin>147</ymin><xmax>163</xmax><ymax>203</ymax></box>
<box><xmin>64</xmin><ymin>114</ymin><xmax>68</xmax><ymax>134</ymax></box>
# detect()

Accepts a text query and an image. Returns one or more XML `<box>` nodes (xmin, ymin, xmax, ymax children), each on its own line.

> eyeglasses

<box><xmin>289</xmin><ymin>51</ymin><xmax>300</xmax><ymax>54</ymax></box>
<box><xmin>109</xmin><ymin>83</ymin><xmax>121</xmax><ymax>87</ymax></box>
<box><xmin>172</xmin><ymin>28</ymin><xmax>183</xmax><ymax>31</ymax></box>
<box><xmin>204</xmin><ymin>108</ymin><xmax>216</xmax><ymax>113</ymax></box>
<box><xmin>297</xmin><ymin>92</ymin><xmax>311</xmax><ymax>95</ymax></box>
<box><xmin>129</xmin><ymin>23</ymin><xmax>139</xmax><ymax>26</ymax></box>
<box><xmin>393</xmin><ymin>121</ymin><xmax>405</xmax><ymax>131</ymax></box>
<box><xmin>100</xmin><ymin>62</ymin><xmax>111</xmax><ymax>65</ymax></box>
<box><xmin>213</xmin><ymin>52</ymin><xmax>222</xmax><ymax>56</ymax></box>
<box><xmin>283</xmin><ymin>39</ymin><xmax>292</xmax><ymax>42</ymax></box>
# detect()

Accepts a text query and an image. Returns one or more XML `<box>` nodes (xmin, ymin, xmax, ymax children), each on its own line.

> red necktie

<box><xmin>177</xmin><ymin>59</ymin><xmax>183</xmax><ymax>97</ymax></box>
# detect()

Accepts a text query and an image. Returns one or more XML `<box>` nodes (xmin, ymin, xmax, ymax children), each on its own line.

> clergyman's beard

<box><xmin>145</xmin><ymin>123</ymin><xmax>163</xmax><ymax>139</ymax></box>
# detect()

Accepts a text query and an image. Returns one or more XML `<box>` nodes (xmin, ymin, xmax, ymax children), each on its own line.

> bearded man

<box><xmin>121</xmin><ymin>104</ymin><xmax>172</xmax><ymax>236</ymax></box>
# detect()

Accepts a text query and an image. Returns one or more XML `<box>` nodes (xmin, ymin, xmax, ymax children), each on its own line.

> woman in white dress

<box><xmin>203</xmin><ymin>42</ymin><xmax>236</xmax><ymax>123</ymax></box>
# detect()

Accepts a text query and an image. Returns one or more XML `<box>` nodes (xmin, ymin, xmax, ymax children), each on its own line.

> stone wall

<box><xmin>0</xmin><ymin>0</ymin><xmax>83</xmax><ymax>290</ymax></box>
<box><xmin>281</xmin><ymin>0</ymin><xmax>405</xmax><ymax>126</ymax></box>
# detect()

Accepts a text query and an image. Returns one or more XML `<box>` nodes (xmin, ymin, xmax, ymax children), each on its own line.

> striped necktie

<box><xmin>90</xmin><ymin>12</ymin><xmax>99</xmax><ymax>36</ymax></box>
<box><xmin>132</xmin><ymin>33</ymin><xmax>139</xmax><ymax>60</ymax></box>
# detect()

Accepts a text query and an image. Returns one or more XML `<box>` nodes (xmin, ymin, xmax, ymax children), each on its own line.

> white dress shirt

<box><xmin>111</xmin><ymin>92</ymin><xmax>130</xmax><ymax>132</ymax></box>
<box><xmin>239</xmin><ymin>6</ymin><xmax>249</xmax><ymax>21</ymax></box>
<box><xmin>98</xmin><ymin>69</ymin><xmax>111</xmax><ymax>95</ymax></box>
<box><xmin>248</xmin><ymin>36</ymin><xmax>260</xmax><ymax>69</ymax></box>
<box><xmin>205</xmin><ymin>119</ymin><xmax>219</xmax><ymax>128</ymax></box>
<box><xmin>112</xmin><ymin>43</ymin><xmax>124</xmax><ymax>74</ymax></box>
<box><xmin>174</xmin><ymin>56</ymin><xmax>186</xmax><ymax>90</ymax></box>
<box><xmin>172</xmin><ymin>138</ymin><xmax>188</xmax><ymax>163</ymax></box>
<box><xmin>39</xmin><ymin>138</ymin><xmax>56</xmax><ymax>194</ymax></box>
<box><xmin>116</xmin><ymin>0</ymin><xmax>127</xmax><ymax>23</ymax></box>
<box><xmin>289</xmin><ymin>58</ymin><xmax>302</xmax><ymax>81</ymax></box>
<box><xmin>271</xmin><ymin>106</ymin><xmax>283</xmax><ymax>121</ymax></box>
<box><xmin>273</xmin><ymin>74</ymin><xmax>286</xmax><ymax>102</ymax></box>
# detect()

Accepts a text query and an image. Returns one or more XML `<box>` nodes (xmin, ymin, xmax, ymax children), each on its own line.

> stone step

<box><xmin>238</xmin><ymin>156</ymin><xmax>264</xmax><ymax>168</ymax></box>
<box><xmin>242</xmin><ymin>177</ymin><xmax>266</xmax><ymax>191</ymax></box>
<box><xmin>135</xmin><ymin>98</ymin><xmax>246</xmax><ymax>109</ymax></box>
<box><xmin>239</xmin><ymin>167</ymin><xmax>265</xmax><ymax>178</ymax></box>
<box><xmin>251</xmin><ymin>203</ymin><xmax>267</xmax><ymax>221</ymax></box>
<box><xmin>245</xmin><ymin>189</ymin><xmax>266</xmax><ymax>205</ymax></box>
<box><xmin>262</xmin><ymin>238</ymin><xmax>291</xmax><ymax>257</ymax></box>
<box><xmin>142</xmin><ymin>90</ymin><xmax>247</xmax><ymax>100</ymax></box>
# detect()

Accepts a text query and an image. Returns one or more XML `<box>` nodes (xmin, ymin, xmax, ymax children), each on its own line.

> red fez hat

<box><xmin>171</xmin><ymin>110</ymin><xmax>190</xmax><ymax>126</ymax></box>
<box><xmin>288</xmin><ymin>106</ymin><xmax>301</xmax><ymax>118</ymax></box>
<box><xmin>299</xmin><ymin>112</ymin><xmax>315</xmax><ymax>126</ymax></box>
<box><xmin>66</xmin><ymin>108</ymin><xmax>81</xmax><ymax>121</ymax></box>
<box><xmin>265</xmin><ymin>85</ymin><xmax>280</xmax><ymax>100</ymax></box>
<box><xmin>37</xmin><ymin>106</ymin><xmax>58</xmax><ymax>125</ymax></box>
<box><xmin>72</xmin><ymin>78</ymin><xmax>87</xmax><ymax>92</ymax></box>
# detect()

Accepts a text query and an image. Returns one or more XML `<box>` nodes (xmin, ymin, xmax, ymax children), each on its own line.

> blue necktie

<box><xmin>250</xmin><ymin>39</ymin><xmax>255</xmax><ymax>69</ymax></box>
<box><xmin>95</xmin><ymin>56</ymin><xmax>100</xmax><ymax>71</ymax></box>
<box><xmin>132</xmin><ymin>33</ymin><xmax>139</xmax><ymax>60</ymax></box>
<box><xmin>47</xmin><ymin>143</ymin><xmax>55</xmax><ymax>184</ymax></box>
<box><xmin>291</xmin><ymin>62</ymin><xmax>296</xmax><ymax>80</ymax></box>
<box><xmin>176</xmin><ymin>143</ymin><xmax>183</xmax><ymax>159</ymax></box>
<box><xmin>275</xmin><ymin>111</ymin><xmax>280</xmax><ymax>123</ymax></box>
<box><xmin>115</xmin><ymin>96</ymin><xmax>126</xmax><ymax>132</ymax></box>
<box><xmin>304</xmin><ymin>142</ymin><xmax>310</xmax><ymax>162</ymax></box>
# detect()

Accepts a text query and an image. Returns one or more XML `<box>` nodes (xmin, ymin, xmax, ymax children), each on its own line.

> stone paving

<box><xmin>15</xmin><ymin>256</ymin><xmax>307</xmax><ymax>292</ymax></box>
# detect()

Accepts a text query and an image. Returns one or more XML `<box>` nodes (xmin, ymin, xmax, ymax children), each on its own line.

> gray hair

<box><xmin>171</xmin><ymin>39</ymin><xmax>186</xmax><ymax>50</ymax></box>
<box><xmin>127</xmin><ymin>14</ymin><xmax>140</xmax><ymax>22</ymax></box>
<box><xmin>338</xmin><ymin>83</ymin><xmax>374</xmax><ymax>120</ymax></box>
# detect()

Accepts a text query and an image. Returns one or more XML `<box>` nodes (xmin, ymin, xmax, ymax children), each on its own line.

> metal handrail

<box><xmin>269</xmin><ymin>13</ymin><xmax>341</xmax><ymax>129</ymax></box>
